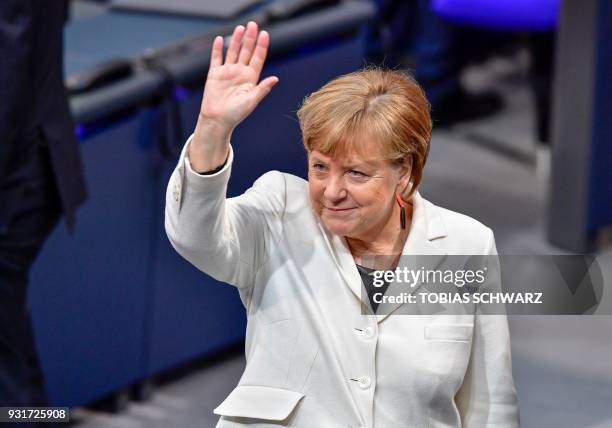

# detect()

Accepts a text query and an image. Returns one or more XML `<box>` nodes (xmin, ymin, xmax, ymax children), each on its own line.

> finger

<box><xmin>226</xmin><ymin>25</ymin><xmax>245</xmax><ymax>64</ymax></box>
<box><xmin>250</xmin><ymin>75</ymin><xmax>279</xmax><ymax>107</ymax></box>
<box><xmin>209</xmin><ymin>36</ymin><xmax>224</xmax><ymax>69</ymax></box>
<box><xmin>238</xmin><ymin>21</ymin><xmax>258</xmax><ymax>65</ymax></box>
<box><xmin>249</xmin><ymin>30</ymin><xmax>269</xmax><ymax>76</ymax></box>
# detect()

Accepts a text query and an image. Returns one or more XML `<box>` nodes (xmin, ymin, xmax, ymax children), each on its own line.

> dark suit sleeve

<box><xmin>0</xmin><ymin>0</ymin><xmax>33</xmax><ymax>182</ymax></box>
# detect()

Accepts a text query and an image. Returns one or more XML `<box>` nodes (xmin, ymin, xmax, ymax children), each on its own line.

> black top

<box><xmin>356</xmin><ymin>264</ymin><xmax>390</xmax><ymax>313</ymax></box>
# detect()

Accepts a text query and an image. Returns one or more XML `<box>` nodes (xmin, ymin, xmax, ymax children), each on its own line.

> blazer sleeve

<box><xmin>164</xmin><ymin>135</ymin><xmax>286</xmax><ymax>290</ymax></box>
<box><xmin>0</xmin><ymin>0</ymin><xmax>33</xmax><ymax>181</ymax></box>
<box><xmin>454</xmin><ymin>228</ymin><xmax>520</xmax><ymax>427</ymax></box>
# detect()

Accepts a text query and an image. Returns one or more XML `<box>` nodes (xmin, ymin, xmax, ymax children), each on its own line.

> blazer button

<box><xmin>361</xmin><ymin>327</ymin><xmax>374</xmax><ymax>339</ymax></box>
<box><xmin>357</xmin><ymin>376</ymin><xmax>371</xmax><ymax>390</ymax></box>
<box><xmin>173</xmin><ymin>183</ymin><xmax>181</xmax><ymax>202</ymax></box>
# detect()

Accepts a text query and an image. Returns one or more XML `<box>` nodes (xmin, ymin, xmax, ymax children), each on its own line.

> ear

<box><xmin>397</xmin><ymin>155</ymin><xmax>413</xmax><ymax>193</ymax></box>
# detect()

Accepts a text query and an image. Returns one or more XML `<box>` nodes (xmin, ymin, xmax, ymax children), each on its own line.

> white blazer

<box><xmin>165</xmin><ymin>137</ymin><xmax>520</xmax><ymax>428</ymax></box>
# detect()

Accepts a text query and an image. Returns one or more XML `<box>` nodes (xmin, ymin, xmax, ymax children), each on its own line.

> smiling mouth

<box><xmin>325</xmin><ymin>207</ymin><xmax>356</xmax><ymax>212</ymax></box>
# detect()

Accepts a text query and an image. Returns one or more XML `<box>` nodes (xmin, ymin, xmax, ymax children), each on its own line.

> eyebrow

<box><xmin>310</xmin><ymin>155</ymin><xmax>378</xmax><ymax>169</ymax></box>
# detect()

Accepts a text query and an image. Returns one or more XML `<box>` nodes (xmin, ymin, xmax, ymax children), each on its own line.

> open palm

<box><xmin>200</xmin><ymin>22</ymin><xmax>279</xmax><ymax>130</ymax></box>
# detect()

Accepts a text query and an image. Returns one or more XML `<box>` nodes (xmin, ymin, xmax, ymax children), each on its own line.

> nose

<box><xmin>323</xmin><ymin>174</ymin><xmax>347</xmax><ymax>203</ymax></box>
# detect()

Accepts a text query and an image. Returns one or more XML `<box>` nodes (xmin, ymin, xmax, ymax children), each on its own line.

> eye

<box><xmin>312</xmin><ymin>163</ymin><xmax>327</xmax><ymax>171</ymax></box>
<box><xmin>349</xmin><ymin>169</ymin><xmax>366</xmax><ymax>177</ymax></box>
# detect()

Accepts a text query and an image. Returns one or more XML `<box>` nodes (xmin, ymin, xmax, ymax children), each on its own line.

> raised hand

<box><xmin>190</xmin><ymin>21</ymin><xmax>278</xmax><ymax>172</ymax></box>
<box><xmin>200</xmin><ymin>22</ymin><xmax>278</xmax><ymax>130</ymax></box>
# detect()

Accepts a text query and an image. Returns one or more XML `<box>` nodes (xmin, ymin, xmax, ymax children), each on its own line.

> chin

<box><xmin>321</xmin><ymin>217</ymin><xmax>357</xmax><ymax>237</ymax></box>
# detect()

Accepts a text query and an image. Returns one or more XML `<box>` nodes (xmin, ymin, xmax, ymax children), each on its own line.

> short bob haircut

<box><xmin>297</xmin><ymin>68</ymin><xmax>432</xmax><ymax>200</ymax></box>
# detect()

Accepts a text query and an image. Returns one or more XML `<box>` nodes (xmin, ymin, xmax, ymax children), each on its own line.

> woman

<box><xmin>165</xmin><ymin>21</ymin><xmax>519</xmax><ymax>427</ymax></box>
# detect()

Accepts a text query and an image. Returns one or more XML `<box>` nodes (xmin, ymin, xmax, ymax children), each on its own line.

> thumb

<box><xmin>250</xmin><ymin>76</ymin><xmax>279</xmax><ymax>107</ymax></box>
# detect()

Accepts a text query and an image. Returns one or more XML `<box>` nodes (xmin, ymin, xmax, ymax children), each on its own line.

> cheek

<box><xmin>352</xmin><ymin>183</ymin><xmax>390</xmax><ymax>207</ymax></box>
<box><xmin>350</xmin><ymin>184</ymin><xmax>394</xmax><ymax>222</ymax></box>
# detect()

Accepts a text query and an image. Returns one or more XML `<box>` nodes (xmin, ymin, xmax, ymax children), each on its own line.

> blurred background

<box><xmin>1</xmin><ymin>0</ymin><xmax>610</xmax><ymax>426</ymax></box>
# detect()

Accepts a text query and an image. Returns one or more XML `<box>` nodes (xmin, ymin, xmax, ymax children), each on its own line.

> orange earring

<box><xmin>396</xmin><ymin>193</ymin><xmax>406</xmax><ymax>229</ymax></box>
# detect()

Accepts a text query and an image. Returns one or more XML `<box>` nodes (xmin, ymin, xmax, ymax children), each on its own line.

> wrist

<box><xmin>190</xmin><ymin>119</ymin><xmax>232</xmax><ymax>172</ymax></box>
<box><xmin>196</xmin><ymin>114</ymin><xmax>234</xmax><ymax>139</ymax></box>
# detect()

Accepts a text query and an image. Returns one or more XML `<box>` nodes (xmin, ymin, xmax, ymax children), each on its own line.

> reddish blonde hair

<box><xmin>297</xmin><ymin>68</ymin><xmax>432</xmax><ymax>199</ymax></box>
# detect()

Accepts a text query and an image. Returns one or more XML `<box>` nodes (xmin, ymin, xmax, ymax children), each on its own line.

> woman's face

<box><xmin>308</xmin><ymin>141</ymin><xmax>411</xmax><ymax>240</ymax></box>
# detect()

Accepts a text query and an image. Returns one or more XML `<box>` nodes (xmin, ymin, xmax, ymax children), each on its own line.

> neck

<box><xmin>346</xmin><ymin>203</ymin><xmax>412</xmax><ymax>267</ymax></box>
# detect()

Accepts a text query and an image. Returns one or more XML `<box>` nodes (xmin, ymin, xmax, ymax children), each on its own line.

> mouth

<box><xmin>324</xmin><ymin>206</ymin><xmax>356</xmax><ymax>213</ymax></box>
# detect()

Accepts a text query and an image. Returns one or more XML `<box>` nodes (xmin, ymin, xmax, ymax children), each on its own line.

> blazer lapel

<box><xmin>318</xmin><ymin>222</ymin><xmax>366</xmax><ymax>303</ymax></box>
<box><xmin>376</xmin><ymin>193</ymin><xmax>448</xmax><ymax>323</ymax></box>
